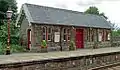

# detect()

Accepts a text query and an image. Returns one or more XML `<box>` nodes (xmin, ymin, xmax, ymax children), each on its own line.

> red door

<box><xmin>75</xmin><ymin>29</ymin><xmax>84</xmax><ymax>48</ymax></box>
<box><xmin>27</xmin><ymin>29</ymin><xmax>31</xmax><ymax>50</ymax></box>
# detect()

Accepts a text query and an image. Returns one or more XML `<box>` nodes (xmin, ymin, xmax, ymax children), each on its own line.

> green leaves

<box><xmin>0</xmin><ymin>21</ymin><xmax>20</xmax><ymax>45</ymax></box>
<box><xmin>69</xmin><ymin>41</ymin><xmax>75</xmax><ymax>50</ymax></box>
<box><xmin>112</xmin><ymin>30</ymin><xmax>120</xmax><ymax>37</ymax></box>
<box><xmin>84</xmin><ymin>6</ymin><xmax>99</xmax><ymax>15</ymax></box>
<box><xmin>41</xmin><ymin>40</ymin><xmax>47</xmax><ymax>48</ymax></box>
<box><xmin>84</xmin><ymin>6</ymin><xmax>108</xmax><ymax>20</ymax></box>
<box><xmin>0</xmin><ymin>0</ymin><xmax>17</xmax><ymax>25</ymax></box>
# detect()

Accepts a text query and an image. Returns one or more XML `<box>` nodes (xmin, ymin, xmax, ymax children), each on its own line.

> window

<box><xmin>43</xmin><ymin>27</ymin><xmax>46</xmax><ymax>33</ymax></box>
<box><xmin>48</xmin><ymin>35</ymin><xmax>51</xmax><ymax>41</ymax></box>
<box><xmin>48</xmin><ymin>28</ymin><xmax>51</xmax><ymax>33</ymax></box>
<box><xmin>106</xmin><ymin>31</ymin><xmax>110</xmax><ymax>41</ymax></box>
<box><xmin>98</xmin><ymin>31</ymin><xmax>102</xmax><ymax>41</ymax></box>
<box><xmin>91</xmin><ymin>29</ymin><xmax>94</xmax><ymax>42</ymax></box>
<box><xmin>67</xmin><ymin>29</ymin><xmax>70</xmax><ymax>41</ymax></box>
<box><xmin>42</xmin><ymin>27</ymin><xmax>46</xmax><ymax>40</ymax></box>
<box><xmin>64</xmin><ymin>29</ymin><xmax>66</xmax><ymax>33</ymax></box>
<box><xmin>43</xmin><ymin>35</ymin><xmax>46</xmax><ymax>40</ymax></box>
<box><xmin>63</xmin><ymin>29</ymin><xmax>67</xmax><ymax>41</ymax></box>
<box><xmin>48</xmin><ymin>27</ymin><xmax>52</xmax><ymax>41</ymax></box>
<box><xmin>107</xmin><ymin>33</ymin><xmax>110</xmax><ymax>40</ymax></box>
<box><xmin>64</xmin><ymin>35</ymin><xmax>66</xmax><ymax>41</ymax></box>
<box><xmin>63</xmin><ymin>28</ymin><xmax>70</xmax><ymax>41</ymax></box>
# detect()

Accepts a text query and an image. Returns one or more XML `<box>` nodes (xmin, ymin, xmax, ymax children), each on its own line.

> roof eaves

<box><xmin>30</xmin><ymin>21</ymin><xmax>111</xmax><ymax>29</ymax></box>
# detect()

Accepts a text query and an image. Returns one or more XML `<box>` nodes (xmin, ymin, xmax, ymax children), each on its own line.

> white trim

<box><xmin>30</xmin><ymin>30</ymin><xmax>31</xmax><ymax>41</ymax></box>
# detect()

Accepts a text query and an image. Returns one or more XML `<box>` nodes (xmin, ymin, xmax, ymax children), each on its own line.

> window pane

<box><xmin>48</xmin><ymin>28</ymin><xmax>51</xmax><ymax>33</ymax></box>
<box><xmin>64</xmin><ymin>35</ymin><xmax>66</xmax><ymax>40</ymax></box>
<box><xmin>67</xmin><ymin>29</ymin><xmax>70</xmax><ymax>33</ymax></box>
<box><xmin>43</xmin><ymin>27</ymin><xmax>46</xmax><ymax>33</ymax></box>
<box><xmin>43</xmin><ymin>35</ymin><xmax>46</xmax><ymax>40</ymax></box>
<box><xmin>107</xmin><ymin>33</ymin><xmax>110</xmax><ymax>40</ymax></box>
<box><xmin>48</xmin><ymin>35</ymin><xmax>51</xmax><ymax>40</ymax></box>
<box><xmin>68</xmin><ymin>36</ymin><xmax>70</xmax><ymax>40</ymax></box>
<box><xmin>64</xmin><ymin>29</ymin><xmax>66</xmax><ymax>33</ymax></box>
<box><xmin>99</xmin><ymin>32</ymin><xmax>102</xmax><ymax>41</ymax></box>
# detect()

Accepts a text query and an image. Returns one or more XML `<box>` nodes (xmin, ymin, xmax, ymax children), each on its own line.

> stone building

<box><xmin>16</xmin><ymin>3</ymin><xmax>112</xmax><ymax>52</ymax></box>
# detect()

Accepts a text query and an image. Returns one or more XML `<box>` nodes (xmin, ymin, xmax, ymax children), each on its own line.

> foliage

<box><xmin>69</xmin><ymin>41</ymin><xmax>75</xmax><ymax>50</ymax></box>
<box><xmin>0</xmin><ymin>42</ymin><xmax>5</xmax><ymax>54</ymax></box>
<box><xmin>10</xmin><ymin>44</ymin><xmax>26</xmax><ymax>53</ymax></box>
<box><xmin>0</xmin><ymin>21</ymin><xmax>20</xmax><ymax>45</ymax></box>
<box><xmin>84</xmin><ymin>6</ymin><xmax>99</xmax><ymax>15</ymax></box>
<box><xmin>112</xmin><ymin>30</ymin><xmax>120</xmax><ymax>37</ymax></box>
<box><xmin>0</xmin><ymin>0</ymin><xmax>17</xmax><ymax>25</ymax></box>
<box><xmin>84</xmin><ymin>6</ymin><xmax>108</xmax><ymax>19</ymax></box>
<box><xmin>0</xmin><ymin>44</ymin><xmax>26</xmax><ymax>55</ymax></box>
<box><xmin>41</xmin><ymin>40</ymin><xmax>47</xmax><ymax>48</ymax></box>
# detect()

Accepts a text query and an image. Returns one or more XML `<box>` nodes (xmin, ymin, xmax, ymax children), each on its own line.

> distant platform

<box><xmin>0</xmin><ymin>47</ymin><xmax>120</xmax><ymax>64</ymax></box>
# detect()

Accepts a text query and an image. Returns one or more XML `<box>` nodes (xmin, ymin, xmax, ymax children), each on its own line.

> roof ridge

<box><xmin>24</xmin><ymin>3</ymin><xmax>84</xmax><ymax>14</ymax></box>
<box><xmin>21</xmin><ymin>3</ymin><xmax>111</xmax><ymax>29</ymax></box>
<box><xmin>24</xmin><ymin>3</ymin><xmax>104</xmax><ymax>17</ymax></box>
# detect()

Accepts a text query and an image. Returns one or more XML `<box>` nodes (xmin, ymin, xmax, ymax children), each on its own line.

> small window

<box><xmin>67</xmin><ymin>29</ymin><xmax>70</xmax><ymax>33</ymax></box>
<box><xmin>64</xmin><ymin>35</ymin><xmax>66</xmax><ymax>41</ymax></box>
<box><xmin>48</xmin><ymin>35</ymin><xmax>51</xmax><ymax>41</ymax></box>
<box><xmin>64</xmin><ymin>29</ymin><xmax>66</xmax><ymax>33</ymax></box>
<box><xmin>68</xmin><ymin>36</ymin><xmax>70</xmax><ymax>41</ymax></box>
<box><xmin>98</xmin><ymin>32</ymin><xmax>102</xmax><ymax>41</ymax></box>
<box><xmin>43</xmin><ymin>35</ymin><xmax>46</xmax><ymax>40</ymax></box>
<box><xmin>48</xmin><ymin>28</ymin><xmax>51</xmax><ymax>33</ymax></box>
<box><xmin>107</xmin><ymin>33</ymin><xmax>110</xmax><ymax>40</ymax></box>
<box><xmin>43</xmin><ymin>27</ymin><xmax>46</xmax><ymax>33</ymax></box>
<box><xmin>67</xmin><ymin>29</ymin><xmax>70</xmax><ymax>41</ymax></box>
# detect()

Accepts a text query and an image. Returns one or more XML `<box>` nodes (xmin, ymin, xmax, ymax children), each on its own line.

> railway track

<box><xmin>89</xmin><ymin>62</ymin><xmax>120</xmax><ymax>70</ymax></box>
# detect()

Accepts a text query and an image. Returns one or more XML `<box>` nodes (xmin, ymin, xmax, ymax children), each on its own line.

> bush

<box><xmin>11</xmin><ymin>44</ymin><xmax>26</xmax><ymax>53</ymax></box>
<box><xmin>0</xmin><ymin>42</ymin><xmax>5</xmax><ymax>54</ymax></box>
<box><xmin>69</xmin><ymin>41</ymin><xmax>75</xmax><ymax>50</ymax></box>
<box><xmin>41</xmin><ymin>40</ymin><xmax>47</xmax><ymax>48</ymax></box>
<box><xmin>0</xmin><ymin>44</ymin><xmax>26</xmax><ymax>55</ymax></box>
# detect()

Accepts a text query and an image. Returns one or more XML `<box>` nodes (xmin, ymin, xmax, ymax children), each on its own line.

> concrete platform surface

<box><xmin>0</xmin><ymin>47</ymin><xmax>120</xmax><ymax>64</ymax></box>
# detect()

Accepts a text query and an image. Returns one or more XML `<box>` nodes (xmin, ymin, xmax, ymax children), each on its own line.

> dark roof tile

<box><xmin>22</xmin><ymin>3</ymin><xmax>112</xmax><ymax>29</ymax></box>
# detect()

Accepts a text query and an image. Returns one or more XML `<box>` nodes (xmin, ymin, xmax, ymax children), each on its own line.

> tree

<box><xmin>84</xmin><ymin>6</ymin><xmax>108</xmax><ymax>20</ymax></box>
<box><xmin>84</xmin><ymin>6</ymin><xmax>99</xmax><ymax>15</ymax></box>
<box><xmin>0</xmin><ymin>21</ymin><xmax>19</xmax><ymax>45</ymax></box>
<box><xmin>99</xmin><ymin>12</ymin><xmax>108</xmax><ymax>19</ymax></box>
<box><xmin>0</xmin><ymin>0</ymin><xmax>17</xmax><ymax>26</ymax></box>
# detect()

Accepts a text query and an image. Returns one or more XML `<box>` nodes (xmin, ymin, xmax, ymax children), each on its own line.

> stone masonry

<box><xmin>0</xmin><ymin>52</ymin><xmax>120</xmax><ymax>70</ymax></box>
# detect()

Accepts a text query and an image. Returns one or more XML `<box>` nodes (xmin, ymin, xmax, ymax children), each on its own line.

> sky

<box><xmin>16</xmin><ymin>0</ymin><xmax>120</xmax><ymax>27</ymax></box>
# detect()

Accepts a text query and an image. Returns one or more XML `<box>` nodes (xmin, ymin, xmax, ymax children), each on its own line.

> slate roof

<box><xmin>22</xmin><ymin>3</ymin><xmax>112</xmax><ymax>29</ymax></box>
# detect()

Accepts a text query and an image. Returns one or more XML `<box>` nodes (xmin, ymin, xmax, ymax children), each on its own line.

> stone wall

<box><xmin>20</xmin><ymin>17</ymin><xmax>30</xmax><ymax>47</ymax></box>
<box><xmin>30</xmin><ymin>24</ymin><xmax>111</xmax><ymax>52</ymax></box>
<box><xmin>111</xmin><ymin>37</ymin><xmax>120</xmax><ymax>47</ymax></box>
<box><xmin>84</xmin><ymin>41</ymin><xmax>111</xmax><ymax>49</ymax></box>
<box><xmin>1</xmin><ymin>52</ymin><xmax>120</xmax><ymax>70</ymax></box>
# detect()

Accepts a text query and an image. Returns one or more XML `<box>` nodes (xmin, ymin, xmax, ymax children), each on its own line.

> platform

<box><xmin>0</xmin><ymin>47</ymin><xmax>120</xmax><ymax>64</ymax></box>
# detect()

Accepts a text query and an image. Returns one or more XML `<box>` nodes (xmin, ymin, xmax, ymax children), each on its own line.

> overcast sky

<box><xmin>16</xmin><ymin>0</ymin><xmax>120</xmax><ymax>27</ymax></box>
